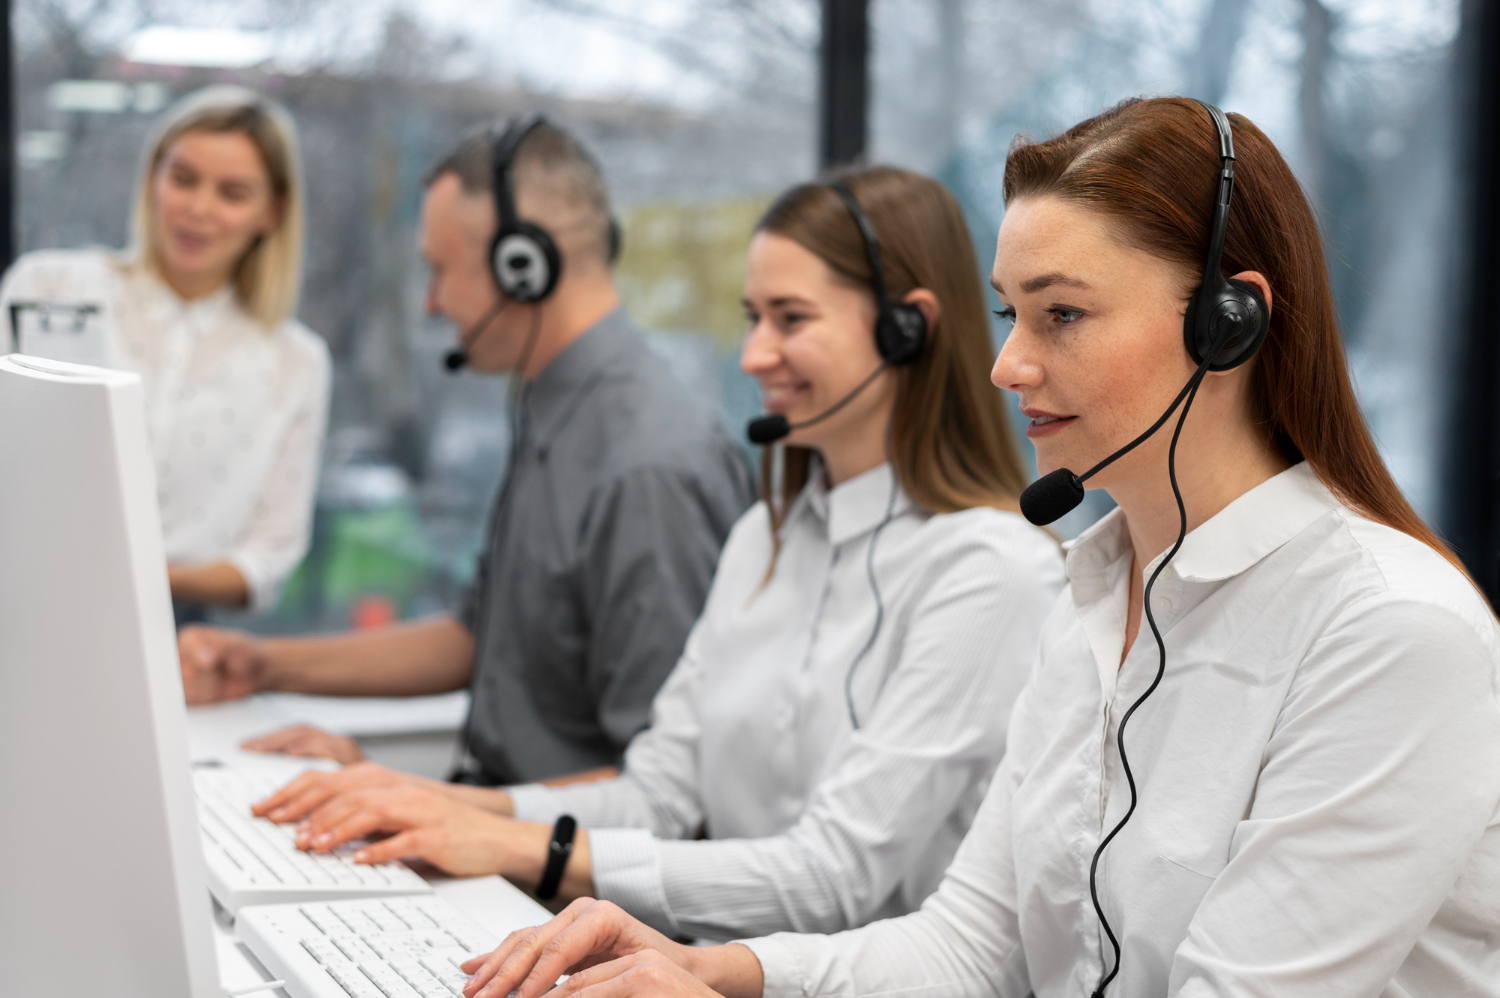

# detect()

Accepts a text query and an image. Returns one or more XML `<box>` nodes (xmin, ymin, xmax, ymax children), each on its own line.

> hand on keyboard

<box><xmin>243</xmin><ymin>724</ymin><xmax>367</xmax><ymax>764</ymax></box>
<box><xmin>293</xmin><ymin>783</ymin><xmax>548</xmax><ymax>880</ymax></box>
<box><xmin>254</xmin><ymin>762</ymin><xmax>423</xmax><ymax>824</ymax></box>
<box><xmin>459</xmin><ymin>898</ymin><xmax>719</xmax><ymax>998</ymax></box>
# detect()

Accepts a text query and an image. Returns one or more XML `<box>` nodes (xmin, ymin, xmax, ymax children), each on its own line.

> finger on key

<box><xmin>300</xmin><ymin>794</ymin><xmax>391</xmax><ymax>851</ymax></box>
<box><xmin>251</xmin><ymin>769</ymin><xmax>328</xmax><ymax>817</ymax></box>
<box><xmin>262</xmin><ymin>774</ymin><xmax>345</xmax><ymax>823</ymax></box>
<box><xmin>465</xmin><ymin>900</ymin><xmax>590</xmax><ymax>997</ymax></box>
<box><xmin>352</xmin><ymin>829</ymin><xmax>424</xmax><ymax>866</ymax></box>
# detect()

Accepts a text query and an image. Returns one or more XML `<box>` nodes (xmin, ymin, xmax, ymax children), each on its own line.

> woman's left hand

<box><xmin>294</xmin><ymin>784</ymin><xmax>547</xmax><ymax>878</ymax></box>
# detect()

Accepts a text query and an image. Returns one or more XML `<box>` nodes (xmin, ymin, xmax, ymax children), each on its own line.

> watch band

<box><xmin>535</xmin><ymin>814</ymin><xmax>578</xmax><ymax>901</ymax></box>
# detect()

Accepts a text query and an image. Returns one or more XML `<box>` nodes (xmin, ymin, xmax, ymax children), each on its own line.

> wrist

<box><xmin>500</xmin><ymin>820</ymin><xmax>554</xmax><ymax>887</ymax></box>
<box><xmin>255</xmin><ymin>638</ymin><xmax>292</xmax><ymax>691</ymax></box>
<box><xmin>686</xmin><ymin>944</ymin><xmax>762</xmax><ymax>998</ymax></box>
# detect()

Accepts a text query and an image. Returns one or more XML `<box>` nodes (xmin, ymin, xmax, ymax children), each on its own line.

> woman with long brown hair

<box><xmin>245</xmin><ymin>166</ymin><xmax>1063</xmax><ymax>942</ymax></box>
<box><xmin>457</xmin><ymin>98</ymin><xmax>1500</xmax><ymax>998</ymax></box>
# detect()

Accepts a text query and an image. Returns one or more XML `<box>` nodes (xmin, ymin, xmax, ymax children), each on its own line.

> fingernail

<box><xmin>353</xmin><ymin>850</ymin><xmax>368</xmax><ymax>862</ymax></box>
<box><xmin>314</xmin><ymin>833</ymin><xmax>331</xmax><ymax>846</ymax></box>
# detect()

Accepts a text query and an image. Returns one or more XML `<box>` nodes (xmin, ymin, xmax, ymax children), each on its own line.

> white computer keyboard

<box><xmin>194</xmin><ymin>762</ymin><xmax>433</xmax><ymax>912</ymax></box>
<box><xmin>237</xmin><ymin>896</ymin><xmax>499</xmax><ymax>998</ymax></box>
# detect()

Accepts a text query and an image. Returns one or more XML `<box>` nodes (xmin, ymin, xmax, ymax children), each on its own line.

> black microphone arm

<box><xmin>745</xmin><ymin>363</ymin><xmax>888</xmax><ymax>446</ymax></box>
<box><xmin>443</xmin><ymin>296</ymin><xmax>515</xmax><ymax>373</ymax></box>
<box><xmin>1019</xmin><ymin>354</ymin><xmax>1216</xmax><ymax>526</ymax></box>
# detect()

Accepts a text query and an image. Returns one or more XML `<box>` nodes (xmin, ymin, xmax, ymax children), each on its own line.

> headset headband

<box><xmin>492</xmin><ymin>115</ymin><xmax>545</xmax><ymax>233</ymax></box>
<box><xmin>1194</xmin><ymin>100</ymin><xmax>1236</xmax><ymax>299</ymax></box>
<box><xmin>826</xmin><ymin>179</ymin><xmax>892</xmax><ymax>311</ymax></box>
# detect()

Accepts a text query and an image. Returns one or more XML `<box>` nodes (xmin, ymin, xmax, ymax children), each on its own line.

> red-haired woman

<box><xmin>457</xmin><ymin>97</ymin><xmax>1500</xmax><ymax>998</ymax></box>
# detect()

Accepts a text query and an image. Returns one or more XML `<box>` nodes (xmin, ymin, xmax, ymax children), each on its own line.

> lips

<box><xmin>1022</xmin><ymin>408</ymin><xmax>1076</xmax><ymax>439</ymax></box>
<box><xmin>758</xmin><ymin>383</ymin><xmax>809</xmax><ymax>413</ymax></box>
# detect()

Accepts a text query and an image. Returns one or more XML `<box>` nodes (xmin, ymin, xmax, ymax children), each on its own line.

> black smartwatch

<box><xmin>535</xmin><ymin>814</ymin><xmax>578</xmax><ymax>901</ymax></box>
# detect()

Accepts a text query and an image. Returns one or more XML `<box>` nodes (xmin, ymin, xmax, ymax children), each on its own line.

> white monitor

<box><xmin>0</xmin><ymin>354</ymin><xmax>218</xmax><ymax>996</ymax></box>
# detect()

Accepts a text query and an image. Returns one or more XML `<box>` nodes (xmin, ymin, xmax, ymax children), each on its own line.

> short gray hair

<box><xmin>424</xmin><ymin>120</ymin><xmax>613</xmax><ymax>264</ymax></box>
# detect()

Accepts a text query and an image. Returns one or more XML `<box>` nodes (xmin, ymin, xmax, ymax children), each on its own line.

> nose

<box><xmin>183</xmin><ymin>183</ymin><xmax>215</xmax><ymax>218</ymax></box>
<box><xmin>739</xmin><ymin>318</ymin><xmax>781</xmax><ymax>376</ymax></box>
<box><xmin>424</xmin><ymin>276</ymin><xmax>441</xmax><ymax>318</ymax></box>
<box><xmin>992</xmin><ymin>324</ymin><xmax>1045</xmax><ymax>394</ymax></box>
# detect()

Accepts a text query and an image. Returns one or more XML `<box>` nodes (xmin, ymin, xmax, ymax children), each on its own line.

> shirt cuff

<box><xmin>507</xmin><ymin>783</ymin><xmax>565</xmax><ymax>823</ymax></box>
<box><xmin>736</xmin><ymin>936</ymin><xmax>807</xmax><ymax>998</ymax></box>
<box><xmin>226</xmin><ymin>552</ymin><xmax>278</xmax><ymax>614</ymax></box>
<box><xmin>587</xmin><ymin>827</ymin><xmax>679</xmax><ymax>937</ymax></box>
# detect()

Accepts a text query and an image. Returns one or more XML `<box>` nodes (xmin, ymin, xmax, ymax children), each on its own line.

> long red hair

<box><xmin>1002</xmin><ymin>97</ymin><xmax>1467</xmax><ymax>576</ymax></box>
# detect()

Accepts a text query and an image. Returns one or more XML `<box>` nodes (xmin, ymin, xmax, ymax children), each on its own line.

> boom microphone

<box><xmin>442</xmin><ymin>296</ymin><xmax>515</xmax><ymax>373</ymax></box>
<box><xmin>1018</xmin><ymin>350</ymin><xmax>1219</xmax><ymax>526</ymax></box>
<box><xmin>744</xmin><ymin>364</ymin><xmax>887</xmax><ymax>446</ymax></box>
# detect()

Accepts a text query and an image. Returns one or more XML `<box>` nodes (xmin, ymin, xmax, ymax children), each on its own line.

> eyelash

<box><xmin>991</xmin><ymin>307</ymin><xmax>1084</xmax><ymax>325</ymax></box>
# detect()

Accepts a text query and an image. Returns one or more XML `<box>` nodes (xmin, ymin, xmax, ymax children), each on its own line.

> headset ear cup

<box><xmin>877</xmin><ymin>303</ymin><xmax>928</xmax><ymax>366</ymax></box>
<box><xmin>1184</xmin><ymin>279</ymin><xmax>1268</xmax><ymax>371</ymax></box>
<box><xmin>491</xmin><ymin>222</ymin><xmax>563</xmax><ymax>302</ymax></box>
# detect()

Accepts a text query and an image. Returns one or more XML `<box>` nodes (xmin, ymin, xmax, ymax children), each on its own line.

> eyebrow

<box><xmin>991</xmin><ymin>272</ymin><xmax>1093</xmax><ymax>296</ymax></box>
<box><xmin>742</xmin><ymin>296</ymin><xmax>817</xmax><ymax>310</ymax></box>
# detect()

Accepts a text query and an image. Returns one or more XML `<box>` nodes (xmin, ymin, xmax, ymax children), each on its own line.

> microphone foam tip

<box><xmin>746</xmin><ymin>414</ymin><xmax>791</xmax><ymax>446</ymax></box>
<box><xmin>1019</xmin><ymin>468</ymin><xmax>1085</xmax><ymax>526</ymax></box>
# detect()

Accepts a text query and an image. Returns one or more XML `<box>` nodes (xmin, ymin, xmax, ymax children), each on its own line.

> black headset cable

<box><xmin>1088</xmin><ymin>327</ymin><xmax>1226</xmax><ymax>998</ymax></box>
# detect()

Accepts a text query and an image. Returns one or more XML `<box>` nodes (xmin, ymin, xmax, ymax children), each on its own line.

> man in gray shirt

<box><xmin>178</xmin><ymin>119</ymin><xmax>752</xmax><ymax>785</ymax></box>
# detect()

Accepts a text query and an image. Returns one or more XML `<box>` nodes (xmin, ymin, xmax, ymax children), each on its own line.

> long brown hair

<box><xmin>756</xmin><ymin>166</ymin><xmax>1029</xmax><ymax>537</ymax></box>
<box><xmin>1004</xmin><ymin>96</ymin><xmax>1465</xmax><ymax>574</ymax></box>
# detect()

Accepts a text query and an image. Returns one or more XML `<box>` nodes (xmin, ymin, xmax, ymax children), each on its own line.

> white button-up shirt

<box><xmin>0</xmin><ymin>249</ymin><xmax>330</xmax><ymax>610</ymax></box>
<box><xmin>745</xmin><ymin>462</ymin><xmax>1500</xmax><ymax>997</ymax></box>
<box><xmin>510</xmin><ymin>462</ymin><xmax>1065</xmax><ymax>941</ymax></box>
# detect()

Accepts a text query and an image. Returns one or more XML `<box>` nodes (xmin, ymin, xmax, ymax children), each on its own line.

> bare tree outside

<box><xmin>11</xmin><ymin>0</ymin><xmax>1464</xmax><ymax>627</ymax></box>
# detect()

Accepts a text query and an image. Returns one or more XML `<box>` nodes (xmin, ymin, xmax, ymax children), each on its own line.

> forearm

<box><xmin>434</xmin><ymin>768</ymin><xmax>619</xmax><ymax>818</ymax></box>
<box><xmin>168</xmin><ymin>561</ymin><xmax>250</xmax><ymax>607</ymax></box>
<box><xmin>261</xmin><ymin>616</ymin><xmax>473</xmax><ymax>696</ymax></box>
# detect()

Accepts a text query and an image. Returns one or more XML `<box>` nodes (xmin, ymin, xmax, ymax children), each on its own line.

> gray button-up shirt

<box><xmin>458</xmin><ymin>308</ymin><xmax>753</xmax><ymax>784</ymax></box>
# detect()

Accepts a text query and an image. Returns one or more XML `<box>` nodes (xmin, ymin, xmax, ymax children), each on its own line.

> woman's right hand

<box><xmin>178</xmin><ymin>625</ymin><xmax>267</xmax><ymax>704</ymax></box>
<box><xmin>460</xmin><ymin>899</ymin><xmax>763</xmax><ymax>998</ymax></box>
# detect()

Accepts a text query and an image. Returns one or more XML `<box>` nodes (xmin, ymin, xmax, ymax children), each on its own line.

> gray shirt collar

<box><xmin>524</xmin><ymin>307</ymin><xmax>639</xmax><ymax>449</ymax></box>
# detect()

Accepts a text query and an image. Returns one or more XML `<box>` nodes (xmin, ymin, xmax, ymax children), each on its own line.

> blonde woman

<box><xmin>1</xmin><ymin>86</ymin><xmax>329</xmax><ymax>617</ymax></box>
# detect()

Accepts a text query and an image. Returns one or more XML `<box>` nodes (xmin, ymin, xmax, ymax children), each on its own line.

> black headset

<box><xmin>826</xmin><ymin>179</ymin><xmax>928</xmax><ymax>367</ymax></box>
<box><xmin>488</xmin><ymin>116</ymin><xmax>562</xmax><ymax>303</ymax></box>
<box><xmin>486</xmin><ymin>116</ymin><xmax>624</xmax><ymax>303</ymax></box>
<box><xmin>1182</xmin><ymin>101</ymin><xmax>1269</xmax><ymax>372</ymax></box>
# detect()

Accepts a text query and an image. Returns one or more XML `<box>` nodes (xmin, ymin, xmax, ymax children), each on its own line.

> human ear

<box><xmin>901</xmin><ymin>288</ymin><xmax>941</xmax><ymax>336</ymax></box>
<box><xmin>1227</xmin><ymin>270</ymin><xmax>1272</xmax><ymax>317</ymax></box>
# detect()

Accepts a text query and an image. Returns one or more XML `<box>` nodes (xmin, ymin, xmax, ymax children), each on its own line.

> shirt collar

<box><xmin>1064</xmin><ymin>461</ymin><xmax>1341</xmax><ymax>586</ymax></box>
<box><xmin>801</xmin><ymin>461</ymin><xmax>913</xmax><ymax>547</ymax></box>
<box><xmin>133</xmin><ymin>264</ymin><xmax>239</xmax><ymax>330</ymax></box>
<box><xmin>524</xmin><ymin>307</ymin><xmax>638</xmax><ymax>449</ymax></box>
<box><xmin>1169</xmin><ymin>461</ymin><xmax>1341</xmax><ymax>582</ymax></box>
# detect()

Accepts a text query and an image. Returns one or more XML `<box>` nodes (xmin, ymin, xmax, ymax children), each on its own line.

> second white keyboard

<box><xmin>193</xmin><ymin>762</ymin><xmax>433</xmax><ymax>912</ymax></box>
<box><xmin>237</xmin><ymin>896</ymin><xmax>500</xmax><ymax>998</ymax></box>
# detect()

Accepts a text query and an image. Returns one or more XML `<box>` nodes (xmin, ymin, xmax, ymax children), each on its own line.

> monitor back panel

<box><xmin>0</xmin><ymin>355</ymin><xmax>218</xmax><ymax>997</ymax></box>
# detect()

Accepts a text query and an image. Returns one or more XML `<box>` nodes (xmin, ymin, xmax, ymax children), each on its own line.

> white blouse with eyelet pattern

<box><xmin>0</xmin><ymin>248</ymin><xmax>330</xmax><ymax>612</ymax></box>
<box><xmin>742</xmin><ymin>461</ymin><xmax>1500</xmax><ymax>998</ymax></box>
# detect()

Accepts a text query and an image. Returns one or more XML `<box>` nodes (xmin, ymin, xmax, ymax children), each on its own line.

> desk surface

<box><xmin>187</xmin><ymin>699</ymin><xmax>551</xmax><ymax>994</ymax></box>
